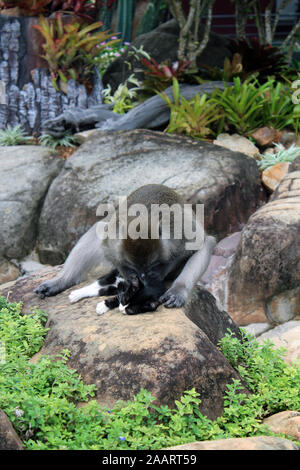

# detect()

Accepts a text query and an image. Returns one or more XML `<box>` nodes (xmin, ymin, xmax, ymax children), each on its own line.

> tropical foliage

<box><xmin>141</xmin><ymin>57</ymin><xmax>190</xmax><ymax>92</ymax></box>
<box><xmin>0</xmin><ymin>0</ymin><xmax>114</xmax><ymax>19</ymax></box>
<box><xmin>160</xmin><ymin>79</ymin><xmax>223</xmax><ymax>140</ymax></box>
<box><xmin>103</xmin><ymin>74</ymin><xmax>142</xmax><ymax>114</ymax></box>
<box><xmin>0</xmin><ymin>297</ymin><xmax>299</xmax><ymax>450</ymax></box>
<box><xmin>159</xmin><ymin>77</ymin><xmax>300</xmax><ymax>140</ymax></box>
<box><xmin>34</xmin><ymin>14</ymin><xmax>119</xmax><ymax>90</ymax></box>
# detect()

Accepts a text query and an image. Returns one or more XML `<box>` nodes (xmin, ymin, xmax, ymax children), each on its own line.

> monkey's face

<box><xmin>120</xmin><ymin>260</ymin><xmax>166</xmax><ymax>287</ymax></box>
<box><xmin>119</xmin><ymin>238</ymin><xmax>166</xmax><ymax>287</ymax></box>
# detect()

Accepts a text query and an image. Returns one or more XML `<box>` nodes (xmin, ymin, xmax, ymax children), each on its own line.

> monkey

<box><xmin>34</xmin><ymin>184</ymin><xmax>216</xmax><ymax>310</ymax></box>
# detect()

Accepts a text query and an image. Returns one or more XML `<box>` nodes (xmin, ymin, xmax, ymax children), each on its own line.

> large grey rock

<box><xmin>37</xmin><ymin>129</ymin><xmax>265</xmax><ymax>264</ymax></box>
<box><xmin>103</xmin><ymin>20</ymin><xmax>231</xmax><ymax>92</ymax></box>
<box><xmin>1</xmin><ymin>266</ymin><xmax>245</xmax><ymax>421</ymax></box>
<box><xmin>0</xmin><ymin>146</ymin><xmax>63</xmax><ymax>260</ymax></box>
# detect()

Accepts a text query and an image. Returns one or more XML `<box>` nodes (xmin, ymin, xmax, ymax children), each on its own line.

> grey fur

<box><xmin>35</xmin><ymin>185</ymin><xmax>215</xmax><ymax>307</ymax></box>
<box><xmin>35</xmin><ymin>224</ymin><xmax>112</xmax><ymax>298</ymax></box>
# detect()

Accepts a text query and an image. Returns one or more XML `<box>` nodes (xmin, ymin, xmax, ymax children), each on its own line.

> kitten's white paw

<box><xmin>69</xmin><ymin>281</ymin><xmax>100</xmax><ymax>304</ymax></box>
<box><xmin>96</xmin><ymin>301</ymin><xmax>109</xmax><ymax>315</ymax></box>
<box><xmin>68</xmin><ymin>290</ymin><xmax>82</xmax><ymax>303</ymax></box>
<box><xmin>119</xmin><ymin>303</ymin><xmax>128</xmax><ymax>315</ymax></box>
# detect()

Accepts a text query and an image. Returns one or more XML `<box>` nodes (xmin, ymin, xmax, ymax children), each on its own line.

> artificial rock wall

<box><xmin>0</xmin><ymin>15</ymin><xmax>103</xmax><ymax>134</ymax></box>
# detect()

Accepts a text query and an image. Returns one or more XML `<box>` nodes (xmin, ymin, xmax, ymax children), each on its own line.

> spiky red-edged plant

<box><xmin>34</xmin><ymin>14</ymin><xmax>120</xmax><ymax>90</ymax></box>
<box><xmin>141</xmin><ymin>56</ymin><xmax>190</xmax><ymax>92</ymax></box>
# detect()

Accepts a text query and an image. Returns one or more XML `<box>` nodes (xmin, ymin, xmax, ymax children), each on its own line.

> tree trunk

<box><xmin>166</xmin><ymin>0</ymin><xmax>215</xmax><ymax>68</ymax></box>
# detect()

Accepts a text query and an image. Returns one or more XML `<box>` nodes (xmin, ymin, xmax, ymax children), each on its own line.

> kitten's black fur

<box><xmin>98</xmin><ymin>270</ymin><xmax>165</xmax><ymax>315</ymax></box>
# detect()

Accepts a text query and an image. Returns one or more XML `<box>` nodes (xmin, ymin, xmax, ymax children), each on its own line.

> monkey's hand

<box><xmin>159</xmin><ymin>283</ymin><xmax>188</xmax><ymax>308</ymax></box>
<box><xmin>34</xmin><ymin>280</ymin><xmax>62</xmax><ymax>299</ymax></box>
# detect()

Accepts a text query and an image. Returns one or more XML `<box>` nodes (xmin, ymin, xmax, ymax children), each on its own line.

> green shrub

<box><xmin>161</xmin><ymin>78</ymin><xmax>300</xmax><ymax>139</ymax></box>
<box><xmin>210</xmin><ymin>77</ymin><xmax>271</xmax><ymax>135</ymax></box>
<box><xmin>34</xmin><ymin>15</ymin><xmax>119</xmax><ymax>90</ymax></box>
<box><xmin>94</xmin><ymin>39</ymin><xmax>130</xmax><ymax>77</ymax></box>
<box><xmin>0</xmin><ymin>297</ymin><xmax>299</xmax><ymax>450</ymax></box>
<box><xmin>260</xmin><ymin>81</ymin><xmax>295</xmax><ymax>130</ymax></box>
<box><xmin>160</xmin><ymin>79</ymin><xmax>224</xmax><ymax>140</ymax></box>
<box><xmin>103</xmin><ymin>74</ymin><xmax>142</xmax><ymax>114</ymax></box>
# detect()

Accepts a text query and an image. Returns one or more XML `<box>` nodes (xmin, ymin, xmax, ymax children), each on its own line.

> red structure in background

<box><xmin>193</xmin><ymin>0</ymin><xmax>300</xmax><ymax>39</ymax></box>
<box><xmin>212</xmin><ymin>0</ymin><xmax>271</xmax><ymax>37</ymax></box>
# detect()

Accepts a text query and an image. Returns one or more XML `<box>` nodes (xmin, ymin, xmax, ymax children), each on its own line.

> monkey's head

<box><xmin>119</xmin><ymin>237</ymin><xmax>166</xmax><ymax>287</ymax></box>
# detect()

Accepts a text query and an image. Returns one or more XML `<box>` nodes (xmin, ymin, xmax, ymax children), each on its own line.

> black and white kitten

<box><xmin>68</xmin><ymin>269</ymin><xmax>165</xmax><ymax>315</ymax></box>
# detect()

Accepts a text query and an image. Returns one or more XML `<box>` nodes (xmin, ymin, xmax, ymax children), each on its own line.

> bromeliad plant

<box><xmin>141</xmin><ymin>57</ymin><xmax>190</xmax><ymax>92</ymax></box>
<box><xmin>212</xmin><ymin>78</ymin><xmax>300</xmax><ymax>135</ymax></box>
<box><xmin>34</xmin><ymin>14</ymin><xmax>120</xmax><ymax>91</ymax></box>
<box><xmin>210</xmin><ymin>77</ymin><xmax>271</xmax><ymax>135</ymax></box>
<box><xmin>228</xmin><ymin>38</ymin><xmax>288</xmax><ymax>83</ymax></box>
<box><xmin>159</xmin><ymin>77</ymin><xmax>300</xmax><ymax>140</ymax></box>
<box><xmin>160</xmin><ymin>79</ymin><xmax>224</xmax><ymax>140</ymax></box>
<box><xmin>260</xmin><ymin>81</ymin><xmax>295</xmax><ymax>131</ymax></box>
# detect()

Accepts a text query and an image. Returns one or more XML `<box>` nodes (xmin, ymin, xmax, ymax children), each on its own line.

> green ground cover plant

<box><xmin>0</xmin><ymin>296</ymin><xmax>299</xmax><ymax>450</ymax></box>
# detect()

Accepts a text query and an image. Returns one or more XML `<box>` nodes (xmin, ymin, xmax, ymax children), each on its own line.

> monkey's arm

<box><xmin>160</xmin><ymin>236</ymin><xmax>216</xmax><ymax>308</ymax></box>
<box><xmin>35</xmin><ymin>223</ymin><xmax>112</xmax><ymax>298</ymax></box>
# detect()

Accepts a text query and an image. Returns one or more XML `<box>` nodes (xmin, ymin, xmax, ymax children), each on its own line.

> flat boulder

<box><xmin>213</xmin><ymin>133</ymin><xmax>260</xmax><ymax>159</ymax></box>
<box><xmin>263</xmin><ymin>411</ymin><xmax>300</xmax><ymax>442</ymax></box>
<box><xmin>166</xmin><ymin>436</ymin><xmax>299</xmax><ymax>450</ymax></box>
<box><xmin>1</xmin><ymin>267</ymin><xmax>244</xmax><ymax>421</ymax></box>
<box><xmin>37</xmin><ymin>129</ymin><xmax>265</xmax><ymax>264</ymax></box>
<box><xmin>0</xmin><ymin>146</ymin><xmax>63</xmax><ymax>261</ymax></box>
